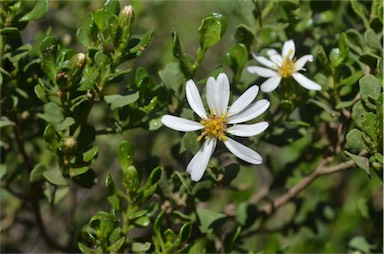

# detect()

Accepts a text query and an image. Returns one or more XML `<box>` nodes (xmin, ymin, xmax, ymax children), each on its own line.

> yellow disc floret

<box><xmin>197</xmin><ymin>114</ymin><xmax>228</xmax><ymax>141</ymax></box>
<box><xmin>278</xmin><ymin>49</ymin><xmax>296</xmax><ymax>78</ymax></box>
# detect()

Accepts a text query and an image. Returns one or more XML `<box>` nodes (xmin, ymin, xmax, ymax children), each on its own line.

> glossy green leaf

<box><xmin>83</xmin><ymin>146</ymin><xmax>99</xmax><ymax>162</ymax></box>
<box><xmin>40</xmin><ymin>36</ymin><xmax>58</xmax><ymax>81</ymax></box>
<box><xmin>149</xmin><ymin>117</ymin><xmax>162</xmax><ymax>131</ymax></box>
<box><xmin>107</xmin><ymin>237</ymin><xmax>125</xmax><ymax>253</ymax></box>
<box><xmin>30</xmin><ymin>164</ymin><xmax>47</xmax><ymax>183</ymax></box>
<box><xmin>344</xmin><ymin>151</ymin><xmax>370</xmax><ymax>176</ymax></box>
<box><xmin>104</xmin><ymin>92</ymin><xmax>139</xmax><ymax>110</ymax></box>
<box><xmin>234</xmin><ymin>24</ymin><xmax>254</xmax><ymax>49</ymax></box>
<box><xmin>178</xmin><ymin>223</ymin><xmax>191</xmax><ymax>242</ymax></box>
<box><xmin>122</xmin><ymin>166</ymin><xmax>140</xmax><ymax>198</ymax></box>
<box><xmin>43</xmin><ymin>168</ymin><xmax>68</xmax><ymax>186</ymax></box>
<box><xmin>134</xmin><ymin>216</ymin><xmax>150</xmax><ymax>227</ymax></box>
<box><xmin>198</xmin><ymin>13</ymin><xmax>227</xmax><ymax>51</ymax></box>
<box><xmin>226</xmin><ymin>43</ymin><xmax>248</xmax><ymax>76</ymax></box>
<box><xmin>330</xmin><ymin>33</ymin><xmax>349</xmax><ymax>68</ymax></box>
<box><xmin>69</xmin><ymin>166</ymin><xmax>89</xmax><ymax>178</ymax></box>
<box><xmin>94</xmin><ymin>51</ymin><xmax>111</xmax><ymax>67</ymax></box>
<box><xmin>19</xmin><ymin>0</ymin><xmax>48</xmax><ymax>22</ymax></box>
<box><xmin>117</xmin><ymin>141</ymin><xmax>135</xmax><ymax>170</ymax></box>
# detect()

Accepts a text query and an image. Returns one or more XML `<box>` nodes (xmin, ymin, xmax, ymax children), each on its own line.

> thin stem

<box><xmin>261</xmin><ymin>157</ymin><xmax>357</xmax><ymax>215</ymax></box>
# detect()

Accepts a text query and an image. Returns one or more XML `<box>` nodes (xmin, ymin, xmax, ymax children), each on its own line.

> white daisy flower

<box><xmin>247</xmin><ymin>39</ymin><xmax>322</xmax><ymax>93</ymax></box>
<box><xmin>161</xmin><ymin>73</ymin><xmax>270</xmax><ymax>182</ymax></box>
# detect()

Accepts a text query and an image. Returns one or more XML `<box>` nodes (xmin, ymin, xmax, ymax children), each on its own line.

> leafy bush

<box><xmin>1</xmin><ymin>0</ymin><xmax>382</xmax><ymax>253</ymax></box>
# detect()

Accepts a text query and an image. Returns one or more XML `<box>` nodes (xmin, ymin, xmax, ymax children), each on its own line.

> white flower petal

<box><xmin>227</xmin><ymin>121</ymin><xmax>269</xmax><ymax>137</ymax></box>
<box><xmin>228</xmin><ymin>99</ymin><xmax>270</xmax><ymax>124</ymax></box>
<box><xmin>251</xmin><ymin>52</ymin><xmax>276</xmax><ymax>69</ymax></box>
<box><xmin>282</xmin><ymin>40</ymin><xmax>296</xmax><ymax>60</ymax></box>
<box><xmin>260</xmin><ymin>76</ymin><xmax>282</xmax><ymax>93</ymax></box>
<box><xmin>292</xmin><ymin>73</ymin><xmax>322</xmax><ymax>91</ymax></box>
<box><xmin>267</xmin><ymin>49</ymin><xmax>283</xmax><ymax>65</ymax></box>
<box><xmin>295</xmin><ymin>55</ymin><xmax>313</xmax><ymax>71</ymax></box>
<box><xmin>223</xmin><ymin>137</ymin><xmax>262</xmax><ymax>164</ymax></box>
<box><xmin>186</xmin><ymin>80</ymin><xmax>207</xmax><ymax>119</ymax></box>
<box><xmin>228</xmin><ymin>85</ymin><xmax>259</xmax><ymax>117</ymax></box>
<box><xmin>161</xmin><ymin>115</ymin><xmax>204</xmax><ymax>132</ymax></box>
<box><xmin>215</xmin><ymin>73</ymin><xmax>230</xmax><ymax>116</ymax></box>
<box><xmin>247</xmin><ymin>66</ymin><xmax>278</xmax><ymax>78</ymax></box>
<box><xmin>186</xmin><ymin>138</ymin><xmax>217</xmax><ymax>181</ymax></box>
<box><xmin>206</xmin><ymin>76</ymin><xmax>216</xmax><ymax>114</ymax></box>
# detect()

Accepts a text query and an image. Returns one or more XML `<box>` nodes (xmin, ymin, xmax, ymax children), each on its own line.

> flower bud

<box><xmin>118</xmin><ymin>5</ymin><xmax>135</xmax><ymax>28</ymax></box>
<box><xmin>122</xmin><ymin>165</ymin><xmax>140</xmax><ymax>200</ymax></box>
<box><xmin>60</xmin><ymin>136</ymin><xmax>78</xmax><ymax>153</ymax></box>
<box><xmin>57</xmin><ymin>53</ymin><xmax>85</xmax><ymax>90</ymax></box>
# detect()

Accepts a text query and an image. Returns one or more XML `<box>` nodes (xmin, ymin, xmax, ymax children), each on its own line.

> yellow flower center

<box><xmin>278</xmin><ymin>50</ymin><xmax>296</xmax><ymax>78</ymax></box>
<box><xmin>197</xmin><ymin>114</ymin><xmax>227</xmax><ymax>141</ymax></box>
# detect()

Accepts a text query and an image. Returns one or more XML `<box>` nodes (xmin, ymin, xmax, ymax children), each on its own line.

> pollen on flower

<box><xmin>279</xmin><ymin>57</ymin><xmax>296</xmax><ymax>78</ymax></box>
<box><xmin>197</xmin><ymin>114</ymin><xmax>227</xmax><ymax>141</ymax></box>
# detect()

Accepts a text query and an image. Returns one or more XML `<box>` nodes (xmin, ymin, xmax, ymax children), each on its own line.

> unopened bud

<box><xmin>118</xmin><ymin>5</ymin><xmax>135</xmax><ymax>26</ymax></box>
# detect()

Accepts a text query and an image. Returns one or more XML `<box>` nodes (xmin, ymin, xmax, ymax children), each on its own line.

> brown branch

<box><xmin>261</xmin><ymin>157</ymin><xmax>357</xmax><ymax>215</ymax></box>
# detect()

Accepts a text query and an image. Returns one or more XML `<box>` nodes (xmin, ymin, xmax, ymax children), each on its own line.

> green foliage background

<box><xmin>1</xmin><ymin>0</ymin><xmax>383</xmax><ymax>253</ymax></box>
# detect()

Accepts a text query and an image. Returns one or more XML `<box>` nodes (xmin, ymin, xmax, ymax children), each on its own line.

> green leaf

<box><xmin>40</xmin><ymin>36</ymin><xmax>58</xmax><ymax>81</ymax></box>
<box><xmin>132</xmin><ymin>242</ymin><xmax>151</xmax><ymax>253</ymax></box>
<box><xmin>149</xmin><ymin>117</ymin><xmax>162</xmax><ymax>131</ymax></box>
<box><xmin>56</xmin><ymin>117</ymin><xmax>75</xmax><ymax>131</ymax></box>
<box><xmin>362</xmin><ymin>112</ymin><xmax>377</xmax><ymax>143</ymax></box>
<box><xmin>43</xmin><ymin>168</ymin><xmax>68</xmax><ymax>186</ymax></box>
<box><xmin>90</xmin><ymin>211</ymin><xmax>119</xmax><ymax>237</ymax></box>
<box><xmin>351</xmin><ymin>100</ymin><xmax>366</xmax><ymax>129</ymax></box>
<box><xmin>180</xmin><ymin>132</ymin><xmax>199</xmax><ymax>154</ymax></box>
<box><xmin>198</xmin><ymin>13</ymin><xmax>227</xmax><ymax>51</ymax></box>
<box><xmin>117</xmin><ymin>141</ymin><xmax>135</xmax><ymax>169</ymax></box>
<box><xmin>104</xmin><ymin>92</ymin><xmax>139</xmax><ymax>110</ymax></box>
<box><xmin>178</xmin><ymin>223</ymin><xmax>191</xmax><ymax>242</ymax></box>
<box><xmin>0</xmin><ymin>165</ymin><xmax>6</xmax><ymax>180</ymax></box>
<box><xmin>122</xmin><ymin>166</ymin><xmax>140</xmax><ymax>198</ymax></box>
<box><xmin>69</xmin><ymin>166</ymin><xmax>89</xmax><ymax>178</ymax></box>
<box><xmin>344</xmin><ymin>151</ymin><xmax>370</xmax><ymax>176</ymax></box>
<box><xmin>359</xmin><ymin>75</ymin><xmax>381</xmax><ymax>109</ymax></box>
<box><xmin>20</xmin><ymin>0</ymin><xmax>48</xmax><ymax>22</ymax></box>
<box><xmin>234</xmin><ymin>24</ymin><xmax>254</xmax><ymax>49</ymax></box>
<box><xmin>107</xmin><ymin>237</ymin><xmax>125</xmax><ymax>253</ymax></box>
<box><xmin>134</xmin><ymin>216</ymin><xmax>150</xmax><ymax>227</ymax></box>
<box><xmin>78</xmin><ymin>70</ymin><xmax>100</xmax><ymax>91</ymax></box>
<box><xmin>83</xmin><ymin>146</ymin><xmax>99</xmax><ymax>162</ymax></box>
<box><xmin>226</xmin><ymin>43</ymin><xmax>248</xmax><ymax>76</ymax></box>
<box><xmin>329</xmin><ymin>33</ymin><xmax>349</xmax><ymax>68</ymax></box>
<box><xmin>338</xmin><ymin>70</ymin><xmax>363</xmax><ymax>87</ymax></box>
<box><xmin>171</xmin><ymin>29</ymin><xmax>196</xmax><ymax>77</ymax></box>
<box><xmin>158</xmin><ymin>62</ymin><xmax>184</xmax><ymax>92</ymax></box>
<box><xmin>348</xmin><ymin>236</ymin><xmax>375</xmax><ymax>253</ymax></box>
<box><xmin>38</xmin><ymin>102</ymin><xmax>64</xmax><ymax>124</ymax></box>
<box><xmin>0</xmin><ymin>116</ymin><xmax>15</xmax><ymax>128</ymax></box>
<box><xmin>30</xmin><ymin>164</ymin><xmax>47</xmax><ymax>183</ymax></box>
<box><xmin>365</xmin><ymin>29</ymin><xmax>382</xmax><ymax>51</ymax></box>
<box><xmin>94</xmin><ymin>51</ymin><xmax>111</xmax><ymax>67</ymax></box>
<box><xmin>224</xmin><ymin>226</ymin><xmax>242</xmax><ymax>251</ymax></box>
<box><xmin>346</xmin><ymin>128</ymin><xmax>370</xmax><ymax>152</ymax></box>
<box><xmin>196</xmin><ymin>207</ymin><xmax>226</xmax><ymax>233</ymax></box>
<box><xmin>93</xmin><ymin>9</ymin><xmax>106</xmax><ymax>31</ymax></box>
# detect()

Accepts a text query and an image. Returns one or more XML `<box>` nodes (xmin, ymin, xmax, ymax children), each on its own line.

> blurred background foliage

<box><xmin>0</xmin><ymin>0</ymin><xmax>382</xmax><ymax>253</ymax></box>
